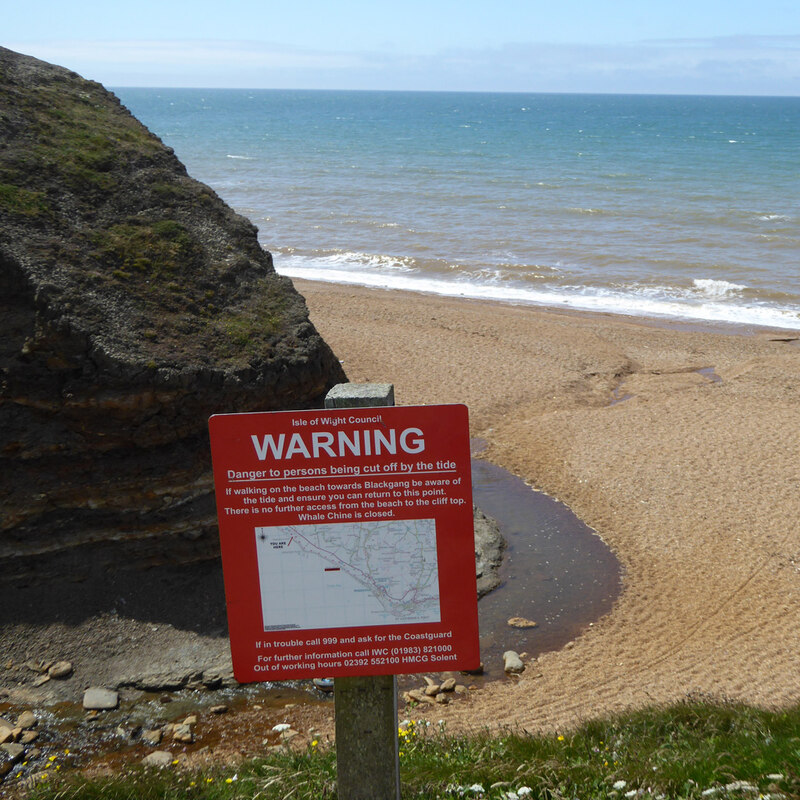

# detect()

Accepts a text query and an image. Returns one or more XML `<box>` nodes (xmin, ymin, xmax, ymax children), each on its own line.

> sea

<box><xmin>115</xmin><ymin>89</ymin><xmax>800</xmax><ymax>330</ymax></box>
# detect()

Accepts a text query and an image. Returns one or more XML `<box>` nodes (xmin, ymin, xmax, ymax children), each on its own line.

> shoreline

<box><xmin>279</xmin><ymin>270</ymin><xmax>800</xmax><ymax>337</ymax></box>
<box><xmin>296</xmin><ymin>278</ymin><xmax>800</xmax><ymax>732</ymax></box>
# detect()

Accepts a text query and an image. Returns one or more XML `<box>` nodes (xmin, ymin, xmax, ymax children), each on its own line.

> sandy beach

<box><xmin>296</xmin><ymin>278</ymin><xmax>800</xmax><ymax>733</ymax></box>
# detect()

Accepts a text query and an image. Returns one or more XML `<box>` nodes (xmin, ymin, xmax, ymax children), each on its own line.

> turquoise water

<box><xmin>117</xmin><ymin>89</ymin><xmax>800</xmax><ymax>329</ymax></box>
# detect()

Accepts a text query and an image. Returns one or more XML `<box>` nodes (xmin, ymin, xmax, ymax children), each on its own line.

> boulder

<box><xmin>474</xmin><ymin>507</ymin><xmax>505</xmax><ymax>597</ymax></box>
<box><xmin>0</xmin><ymin>47</ymin><xmax>346</xmax><ymax>585</ymax></box>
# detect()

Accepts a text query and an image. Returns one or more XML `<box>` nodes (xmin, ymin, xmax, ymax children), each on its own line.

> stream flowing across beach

<box><xmin>471</xmin><ymin>458</ymin><xmax>621</xmax><ymax>678</ymax></box>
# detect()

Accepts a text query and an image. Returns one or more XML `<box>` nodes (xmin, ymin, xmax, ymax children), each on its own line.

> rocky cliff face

<box><xmin>0</xmin><ymin>47</ymin><xmax>346</xmax><ymax>585</ymax></box>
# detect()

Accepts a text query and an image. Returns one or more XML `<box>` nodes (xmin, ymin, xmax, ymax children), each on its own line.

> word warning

<box><xmin>209</xmin><ymin>404</ymin><xmax>480</xmax><ymax>682</ymax></box>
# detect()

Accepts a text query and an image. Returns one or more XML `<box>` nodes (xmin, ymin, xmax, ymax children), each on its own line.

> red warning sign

<box><xmin>208</xmin><ymin>404</ymin><xmax>479</xmax><ymax>682</ymax></box>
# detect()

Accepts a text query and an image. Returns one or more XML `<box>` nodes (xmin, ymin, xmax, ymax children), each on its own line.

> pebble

<box><xmin>503</xmin><ymin>651</ymin><xmax>525</xmax><ymax>674</ymax></box>
<box><xmin>141</xmin><ymin>729</ymin><xmax>163</xmax><ymax>746</ymax></box>
<box><xmin>440</xmin><ymin>678</ymin><xmax>457</xmax><ymax>692</ymax></box>
<box><xmin>16</xmin><ymin>710</ymin><xmax>37</xmax><ymax>730</ymax></box>
<box><xmin>507</xmin><ymin>617</ymin><xmax>538</xmax><ymax>628</ymax></box>
<box><xmin>48</xmin><ymin>661</ymin><xmax>73</xmax><ymax>679</ymax></box>
<box><xmin>405</xmin><ymin>689</ymin><xmax>436</xmax><ymax>705</ymax></box>
<box><xmin>141</xmin><ymin>750</ymin><xmax>175</xmax><ymax>768</ymax></box>
<box><xmin>0</xmin><ymin>742</ymin><xmax>25</xmax><ymax>761</ymax></box>
<box><xmin>171</xmin><ymin>723</ymin><xmax>194</xmax><ymax>744</ymax></box>
<box><xmin>83</xmin><ymin>687</ymin><xmax>119</xmax><ymax>710</ymax></box>
<box><xmin>209</xmin><ymin>704</ymin><xmax>228</xmax><ymax>714</ymax></box>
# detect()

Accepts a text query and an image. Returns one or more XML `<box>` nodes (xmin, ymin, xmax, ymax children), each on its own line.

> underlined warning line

<box><xmin>228</xmin><ymin>468</ymin><xmax>458</xmax><ymax>483</ymax></box>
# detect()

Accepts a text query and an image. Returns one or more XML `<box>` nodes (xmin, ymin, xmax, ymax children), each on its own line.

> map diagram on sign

<box><xmin>253</xmin><ymin>519</ymin><xmax>441</xmax><ymax>631</ymax></box>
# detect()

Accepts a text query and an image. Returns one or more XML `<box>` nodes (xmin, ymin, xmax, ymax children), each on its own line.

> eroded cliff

<box><xmin>0</xmin><ymin>47</ymin><xmax>346</xmax><ymax>584</ymax></box>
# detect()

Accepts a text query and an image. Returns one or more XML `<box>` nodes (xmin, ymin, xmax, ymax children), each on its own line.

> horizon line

<box><xmin>109</xmin><ymin>85</ymin><xmax>800</xmax><ymax>99</ymax></box>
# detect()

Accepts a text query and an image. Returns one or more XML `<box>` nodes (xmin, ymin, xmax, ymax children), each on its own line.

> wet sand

<box><xmin>296</xmin><ymin>279</ymin><xmax>800</xmax><ymax>733</ymax></box>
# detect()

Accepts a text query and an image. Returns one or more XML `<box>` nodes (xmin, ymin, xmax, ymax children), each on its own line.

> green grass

<box><xmin>89</xmin><ymin>218</ymin><xmax>203</xmax><ymax>281</ymax></box>
<box><xmin>0</xmin><ymin>182</ymin><xmax>50</xmax><ymax>217</ymax></box>
<box><xmin>10</xmin><ymin>701</ymin><xmax>800</xmax><ymax>799</ymax></box>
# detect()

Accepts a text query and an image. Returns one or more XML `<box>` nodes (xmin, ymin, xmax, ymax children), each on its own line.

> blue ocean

<box><xmin>116</xmin><ymin>89</ymin><xmax>800</xmax><ymax>330</ymax></box>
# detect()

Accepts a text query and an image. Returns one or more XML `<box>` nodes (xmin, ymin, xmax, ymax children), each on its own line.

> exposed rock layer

<box><xmin>0</xmin><ymin>47</ymin><xmax>346</xmax><ymax>584</ymax></box>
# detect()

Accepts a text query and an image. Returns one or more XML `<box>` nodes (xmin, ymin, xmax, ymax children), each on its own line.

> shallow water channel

<box><xmin>471</xmin><ymin>457</ymin><xmax>621</xmax><ymax>678</ymax></box>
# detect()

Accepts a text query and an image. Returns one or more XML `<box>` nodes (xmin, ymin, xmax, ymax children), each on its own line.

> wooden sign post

<box><xmin>325</xmin><ymin>383</ymin><xmax>400</xmax><ymax>800</ymax></box>
<box><xmin>208</xmin><ymin>383</ymin><xmax>480</xmax><ymax>800</ymax></box>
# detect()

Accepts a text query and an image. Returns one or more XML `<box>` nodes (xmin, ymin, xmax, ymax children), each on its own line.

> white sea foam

<box><xmin>692</xmin><ymin>278</ymin><xmax>747</xmax><ymax>297</ymax></box>
<box><xmin>758</xmin><ymin>213</ymin><xmax>790</xmax><ymax>222</ymax></box>
<box><xmin>276</xmin><ymin>257</ymin><xmax>800</xmax><ymax>331</ymax></box>
<box><xmin>226</xmin><ymin>154</ymin><xmax>254</xmax><ymax>160</ymax></box>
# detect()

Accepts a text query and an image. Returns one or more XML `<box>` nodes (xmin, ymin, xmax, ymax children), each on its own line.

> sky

<box><xmin>4</xmin><ymin>0</ymin><xmax>800</xmax><ymax>95</ymax></box>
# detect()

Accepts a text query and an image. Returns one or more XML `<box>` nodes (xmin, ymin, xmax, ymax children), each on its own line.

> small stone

<box><xmin>141</xmin><ymin>750</ymin><xmax>174</xmax><ymax>768</ymax></box>
<box><xmin>503</xmin><ymin>651</ymin><xmax>525</xmax><ymax>674</ymax></box>
<box><xmin>209</xmin><ymin>704</ymin><xmax>228</xmax><ymax>714</ymax></box>
<box><xmin>422</xmin><ymin>676</ymin><xmax>437</xmax><ymax>686</ymax></box>
<box><xmin>454</xmin><ymin>684</ymin><xmax>469</xmax><ymax>694</ymax></box>
<box><xmin>182</xmin><ymin>715</ymin><xmax>198</xmax><ymax>727</ymax></box>
<box><xmin>171</xmin><ymin>723</ymin><xmax>194</xmax><ymax>743</ymax></box>
<box><xmin>0</xmin><ymin>729</ymin><xmax>14</xmax><ymax>745</ymax></box>
<box><xmin>83</xmin><ymin>687</ymin><xmax>119</xmax><ymax>710</ymax></box>
<box><xmin>434</xmin><ymin>692</ymin><xmax>450</xmax><ymax>704</ymax></box>
<box><xmin>423</xmin><ymin>684</ymin><xmax>440</xmax><ymax>696</ymax></box>
<box><xmin>16</xmin><ymin>711</ymin><xmax>37</xmax><ymax>730</ymax></box>
<box><xmin>48</xmin><ymin>661</ymin><xmax>73</xmax><ymax>679</ymax></box>
<box><xmin>507</xmin><ymin>617</ymin><xmax>538</xmax><ymax>628</ymax></box>
<box><xmin>202</xmin><ymin>673</ymin><xmax>222</xmax><ymax>689</ymax></box>
<box><xmin>141</xmin><ymin>729</ymin><xmax>163</xmax><ymax>746</ymax></box>
<box><xmin>407</xmin><ymin>689</ymin><xmax>436</xmax><ymax>705</ymax></box>
<box><xmin>0</xmin><ymin>742</ymin><xmax>25</xmax><ymax>762</ymax></box>
<box><xmin>0</xmin><ymin>718</ymin><xmax>13</xmax><ymax>733</ymax></box>
<box><xmin>440</xmin><ymin>678</ymin><xmax>457</xmax><ymax>692</ymax></box>
<box><xmin>33</xmin><ymin>675</ymin><xmax>51</xmax><ymax>687</ymax></box>
<box><xmin>19</xmin><ymin>730</ymin><xmax>38</xmax><ymax>744</ymax></box>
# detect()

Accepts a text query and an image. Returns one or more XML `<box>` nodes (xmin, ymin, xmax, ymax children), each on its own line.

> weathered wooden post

<box><xmin>325</xmin><ymin>383</ymin><xmax>400</xmax><ymax>800</ymax></box>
